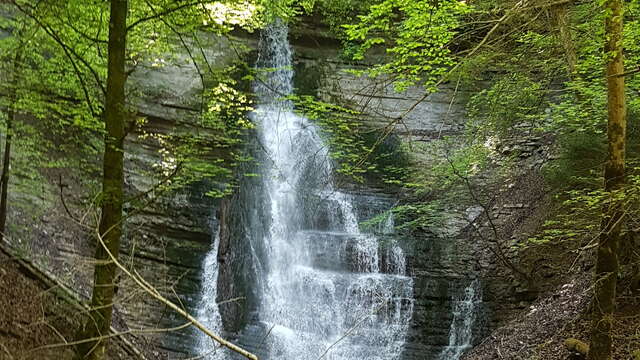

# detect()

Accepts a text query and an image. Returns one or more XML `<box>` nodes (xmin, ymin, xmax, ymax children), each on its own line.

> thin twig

<box><xmin>91</xmin><ymin>226</ymin><xmax>258</xmax><ymax>360</ymax></box>
<box><xmin>316</xmin><ymin>301</ymin><xmax>386</xmax><ymax>360</ymax></box>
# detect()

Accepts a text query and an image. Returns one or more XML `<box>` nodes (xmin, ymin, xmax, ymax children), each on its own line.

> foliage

<box><xmin>542</xmin><ymin>2</ymin><xmax>639</xmax><ymax>137</ymax></box>
<box><xmin>525</xmin><ymin>162</ymin><xmax>640</xmax><ymax>251</ymax></box>
<box><xmin>0</xmin><ymin>5</ymin><xmax>104</xmax><ymax>183</ymax></box>
<box><xmin>298</xmin><ymin>0</ymin><xmax>373</xmax><ymax>33</ymax></box>
<box><xmin>466</xmin><ymin>73</ymin><xmax>547</xmax><ymax>138</ymax></box>
<box><xmin>524</xmin><ymin>0</ymin><xmax>640</xmax><ymax>249</ymax></box>
<box><xmin>341</xmin><ymin>0</ymin><xmax>469</xmax><ymax>91</ymax></box>
<box><xmin>447</xmin><ymin>0</ymin><xmax>640</xmax><ymax>191</ymax></box>
<box><xmin>534</xmin><ymin>1</ymin><xmax>640</xmax><ymax>192</ymax></box>
<box><xmin>361</xmin><ymin>136</ymin><xmax>491</xmax><ymax>233</ymax></box>
<box><xmin>290</xmin><ymin>95</ymin><xmax>409</xmax><ymax>185</ymax></box>
<box><xmin>542</xmin><ymin>132</ymin><xmax>606</xmax><ymax>190</ymax></box>
<box><xmin>0</xmin><ymin>0</ymin><xmax>272</xmax><ymax>205</ymax></box>
<box><xmin>139</xmin><ymin>66</ymin><xmax>254</xmax><ymax>199</ymax></box>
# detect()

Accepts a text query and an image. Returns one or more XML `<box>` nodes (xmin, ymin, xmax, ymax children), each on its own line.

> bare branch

<box><xmin>444</xmin><ymin>152</ymin><xmax>531</xmax><ymax>281</ymax></box>
<box><xmin>90</xmin><ymin>225</ymin><xmax>259</xmax><ymax>360</ymax></box>
<box><xmin>126</xmin><ymin>0</ymin><xmax>209</xmax><ymax>33</ymax></box>
<box><xmin>609</xmin><ymin>66</ymin><xmax>640</xmax><ymax>78</ymax></box>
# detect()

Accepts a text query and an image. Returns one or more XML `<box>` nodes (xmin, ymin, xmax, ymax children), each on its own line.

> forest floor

<box><xmin>460</xmin><ymin>137</ymin><xmax>640</xmax><ymax>360</ymax></box>
<box><xmin>463</xmin><ymin>264</ymin><xmax>640</xmax><ymax>360</ymax></box>
<box><xmin>0</xmin><ymin>247</ymin><xmax>157</xmax><ymax>360</ymax></box>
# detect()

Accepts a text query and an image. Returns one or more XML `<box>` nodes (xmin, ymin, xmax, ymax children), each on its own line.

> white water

<box><xmin>439</xmin><ymin>280</ymin><xmax>482</xmax><ymax>360</ymax></box>
<box><xmin>194</xmin><ymin>218</ymin><xmax>227</xmax><ymax>360</ymax></box>
<box><xmin>381</xmin><ymin>213</ymin><xmax>406</xmax><ymax>275</ymax></box>
<box><xmin>194</xmin><ymin>20</ymin><xmax>414</xmax><ymax>360</ymax></box>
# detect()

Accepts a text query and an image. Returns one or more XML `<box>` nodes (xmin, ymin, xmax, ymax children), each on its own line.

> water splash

<box><xmin>194</xmin><ymin>219</ymin><xmax>226</xmax><ymax>359</ymax></box>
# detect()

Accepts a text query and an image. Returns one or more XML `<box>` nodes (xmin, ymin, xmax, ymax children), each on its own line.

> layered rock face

<box><xmin>115</xmin><ymin>33</ymin><xmax>252</xmax><ymax>355</ymax></box>
<box><xmin>107</xmin><ymin>24</ymin><xmax>493</xmax><ymax>359</ymax></box>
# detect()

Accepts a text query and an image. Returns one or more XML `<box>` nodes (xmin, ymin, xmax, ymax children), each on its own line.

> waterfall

<box><xmin>194</xmin><ymin>19</ymin><xmax>414</xmax><ymax>360</ymax></box>
<box><xmin>381</xmin><ymin>213</ymin><xmax>406</xmax><ymax>275</ymax></box>
<box><xmin>194</xmin><ymin>218</ymin><xmax>226</xmax><ymax>359</ymax></box>
<box><xmin>439</xmin><ymin>280</ymin><xmax>482</xmax><ymax>360</ymax></box>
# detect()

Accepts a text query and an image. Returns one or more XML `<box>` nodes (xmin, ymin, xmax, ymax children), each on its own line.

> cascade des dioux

<box><xmin>210</xmin><ymin>20</ymin><xmax>413</xmax><ymax>360</ymax></box>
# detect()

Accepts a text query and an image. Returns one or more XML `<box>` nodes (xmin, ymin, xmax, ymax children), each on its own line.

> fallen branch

<box><xmin>0</xmin><ymin>239</ymin><xmax>148</xmax><ymax>360</ymax></box>
<box><xmin>28</xmin><ymin>322</ymin><xmax>193</xmax><ymax>354</ymax></box>
<box><xmin>91</xmin><ymin>227</ymin><xmax>259</xmax><ymax>360</ymax></box>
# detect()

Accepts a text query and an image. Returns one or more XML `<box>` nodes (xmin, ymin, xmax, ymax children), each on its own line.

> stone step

<box><xmin>299</xmin><ymin>189</ymin><xmax>395</xmax><ymax>232</ymax></box>
<box><xmin>297</xmin><ymin>230</ymin><xmax>407</xmax><ymax>274</ymax></box>
<box><xmin>298</xmin><ymin>230</ymin><xmax>372</xmax><ymax>271</ymax></box>
<box><xmin>234</xmin><ymin>320</ymin><xmax>410</xmax><ymax>360</ymax></box>
<box><xmin>326</xmin><ymin>342</ymin><xmax>409</xmax><ymax>360</ymax></box>
<box><xmin>285</xmin><ymin>265</ymin><xmax>413</xmax><ymax>293</ymax></box>
<box><xmin>257</xmin><ymin>265</ymin><xmax>413</xmax><ymax>334</ymax></box>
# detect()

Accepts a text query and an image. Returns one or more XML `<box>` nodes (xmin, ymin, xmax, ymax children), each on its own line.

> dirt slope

<box><xmin>0</xmin><ymin>248</ymin><xmax>143</xmax><ymax>360</ymax></box>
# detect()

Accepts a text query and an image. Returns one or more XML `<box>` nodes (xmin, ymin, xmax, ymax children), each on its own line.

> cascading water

<box><xmin>194</xmin><ymin>20</ymin><xmax>414</xmax><ymax>360</ymax></box>
<box><xmin>194</xmin><ymin>218</ymin><xmax>225</xmax><ymax>359</ymax></box>
<box><xmin>439</xmin><ymin>280</ymin><xmax>482</xmax><ymax>360</ymax></box>
<box><xmin>380</xmin><ymin>213</ymin><xmax>406</xmax><ymax>275</ymax></box>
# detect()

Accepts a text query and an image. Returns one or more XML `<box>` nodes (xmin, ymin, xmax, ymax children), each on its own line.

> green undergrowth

<box><xmin>290</xmin><ymin>94</ymin><xmax>411</xmax><ymax>186</ymax></box>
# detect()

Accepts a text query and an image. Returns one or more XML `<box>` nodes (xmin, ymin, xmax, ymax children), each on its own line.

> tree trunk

<box><xmin>588</xmin><ymin>1</ymin><xmax>625</xmax><ymax>359</ymax></box>
<box><xmin>550</xmin><ymin>2</ymin><xmax>577</xmax><ymax>74</ymax></box>
<box><xmin>0</xmin><ymin>49</ymin><xmax>22</xmax><ymax>243</ymax></box>
<box><xmin>75</xmin><ymin>0</ymin><xmax>127</xmax><ymax>359</ymax></box>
